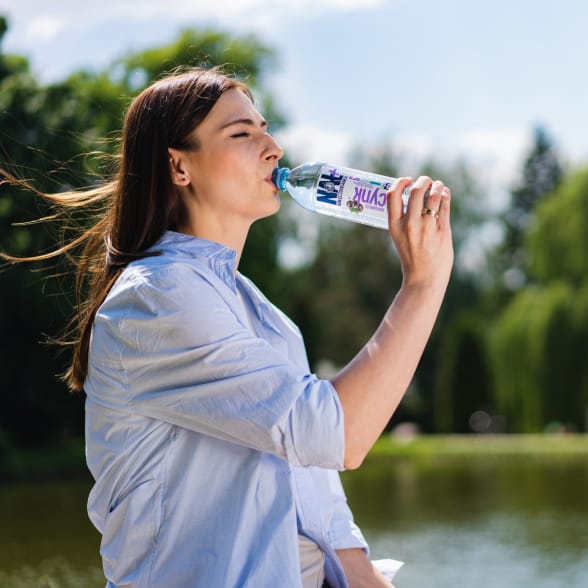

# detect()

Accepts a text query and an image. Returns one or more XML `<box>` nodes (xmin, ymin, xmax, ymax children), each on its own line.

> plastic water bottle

<box><xmin>272</xmin><ymin>161</ymin><xmax>409</xmax><ymax>230</ymax></box>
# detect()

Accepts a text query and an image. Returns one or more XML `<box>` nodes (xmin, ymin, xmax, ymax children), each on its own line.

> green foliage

<box><xmin>274</xmin><ymin>216</ymin><xmax>400</xmax><ymax>385</ymax></box>
<box><xmin>509</xmin><ymin>127</ymin><xmax>564</xmax><ymax>231</ymax></box>
<box><xmin>492</xmin><ymin>126</ymin><xmax>564</xmax><ymax>292</ymax></box>
<box><xmin>116</xmin><ymin>28</ymin><xmax>275</xmax><ymax>87</ymax></box>
<box><xmin>489</xmin><ymin>282</ymin><xmax>586</xmax><ymax>432</ymax></box>
<box><xmin>275</xmin><ymin>149</ymin><xmax>492</xmax><ymax>431</ymax></box>
<box><xmin>474</xmin><ymin>135</ymin><xmax>588</xmax><ymax>434</ymax></box>
<box><xmin>435</xmin><ymin>311</ymin><xmax>492</xmax><ymax>433</ymax></box>
<box><xmin>0</xmin><ymin>20</ymin><xmax>283</xmax><ymax>447</ymax></box>
<box><xmin>421</xmin><ymin>158</ymin><xmax>489</xmax><ymax>265</ymax></box>
<box><xmin>345</xmin><ymin>146</ymin><xmax>490</xmax><ymax>429</ymax></box>
<box><xmin>287</xmin><ymin>221</ymin><xmax>402</xmax><ymax>369</ymax></box>
<box><xmin>240</xmin><ymin>216</ymin><xmax>283</xmax><ymax>300</ymax></box>
<box><xmin>351</xmin><ymin>146</ymin><xmax>488</xmax><ymax>271</ymax></box>
<box><xmin>486</xmin><ymin>167</ymin><xmax>588</xmax><ymax>433</ymax></box>
<box><xmin>111</xmin><ymin>27</ymin><xmax>286</xmax><ymax>131</ymax></box>
<box><xmin>2</xmin><ymin>13</ymin><xmax>587</xmax><ymax>450</ymax></box>
<box><xmin>526</xmin><ymin>166</ymin><xmax>588</xmax><ymax>286</ymax></box>
<box><xmin>0</xmin><ymin>36</ymin><xmax>132</xmax><ymax>448</ymax></box>
<box><xmin>573</xmin><ymin>283</ymin><xmax>588</xmax><ymax>422</ymax></box>
<box><xmin>0</xmin><ymin>16</ymin><xmax>29</xmax><ymax>80</ymax></box>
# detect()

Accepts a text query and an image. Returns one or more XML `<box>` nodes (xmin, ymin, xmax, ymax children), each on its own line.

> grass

<box><xmin>2</xmin><ymin>434</ymin><xmax>588</xmax><ymax>480</ymax></box>
<box><xmin>368</xmin><ymin>433</ymin><xmax>588</xmax><ymax>461</ymax></box>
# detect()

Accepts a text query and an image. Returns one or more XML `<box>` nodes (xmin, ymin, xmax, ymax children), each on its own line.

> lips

<box><xmin>265</xmin><ymin>167</ymin><xmax>279</xmax><ymax>183</ymax></box>
<box><xmin>264</xmin><ymin>175</ymin><xmax>278</xmax><ymax>189</ymax></box>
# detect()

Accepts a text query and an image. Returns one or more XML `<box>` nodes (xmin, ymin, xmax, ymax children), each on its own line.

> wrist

<box><xmin>398</xmin><ymin>276</ymin><xmax>449</xmax><ymax>302</ymax></box>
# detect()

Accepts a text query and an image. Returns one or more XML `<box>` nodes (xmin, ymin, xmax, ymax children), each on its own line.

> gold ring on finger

<box><xmin>421</xmin><ymin>207</ymin><xmax>439</xmax><ymax>219</ymax></box>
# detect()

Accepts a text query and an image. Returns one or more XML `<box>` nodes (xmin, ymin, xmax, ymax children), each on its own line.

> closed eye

<box><xmin>231</xmin><ymin>131</ymin><xmax>251</xmax><ymax>138</ymax></box>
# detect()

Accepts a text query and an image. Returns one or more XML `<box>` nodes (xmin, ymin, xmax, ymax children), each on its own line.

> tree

<box><xmin>435</xmin><ymin>311</ymin><xmax>493</xmax><ymax>433</ymax></box>
<box><xmin>526</xmin><ymin>166</ymin><xmax>588</xmax><ymax>430</ymax></box>
<box><xmin>526</xmin><ymin>167</ymin><xmax>588</xmax><ymax>287</ymax></box>
<box><xmin>487</xmin><ymin>165</ymin><xmax>588</xmax><ymax>432</ymax></box>
<box><xmin>489</xmin><ymin>282</ymin><xmax>584</xmax><ymax>432</ymax></box>
<box><xmin>494</xmin><ymin>126</ymin><xmax>563</xmax><ymax>291</ymax></box>
<box><xmin>278</xmin><ymin>144</ymin><xmax>490</xmax><ymax>431</ymax></box>
<box><xmin>0</xmin><ymin>20</ymin><xmax>124</xmax><ymax>446</ymax></box>
<box><xmin>0</xmin><ymin>20</ymin><xmax>285</xmax><ymax>446</ymax></box>
<box><xmin>285</xmin><ymin>220</ymin><xmax>403</xmax><ymax>370</ymax></box>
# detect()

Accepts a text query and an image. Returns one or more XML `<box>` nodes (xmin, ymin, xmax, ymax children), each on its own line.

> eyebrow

<box><xmin>218</xmin><ymin>117</ymin><xmax>268</xmax><ymax>131</ymax></box>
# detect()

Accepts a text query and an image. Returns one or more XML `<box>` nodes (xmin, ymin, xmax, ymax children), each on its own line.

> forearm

<box><xmin>336</xmin><ymin>548</ymin><xmax>395</xmax><ymax>588</ymax></box>
<box><xmin>332</xmin><ymin>280</ymin><xmax>446</xmax><ymax>469</ymax></box>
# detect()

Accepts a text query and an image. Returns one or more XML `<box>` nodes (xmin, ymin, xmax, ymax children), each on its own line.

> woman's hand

<box><xmin>387</xmin><ymin>176</ymin><xmax>453</xmax><ymax>295</ymax></box>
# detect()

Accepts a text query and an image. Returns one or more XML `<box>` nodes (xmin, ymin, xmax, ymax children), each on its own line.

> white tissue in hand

<box><xmin>372</xmin><ymin>558</ymin><xmax>404</xmax><ymax>582</ymax></box>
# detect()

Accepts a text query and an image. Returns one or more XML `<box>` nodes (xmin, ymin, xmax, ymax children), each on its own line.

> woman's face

<box><xmin>169</xmin><ymin>88</ymin><xmax>284</xmax><ymax>238</ymax></box>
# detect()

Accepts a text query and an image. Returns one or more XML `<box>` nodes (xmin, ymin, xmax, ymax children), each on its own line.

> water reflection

<box><xmin>342</xmin><ymin>456</ymin><xmax>588</xmax><ymax>588</ymax></box>
<box><xmin>1</xmin><ymin>457</ymin><xmax>587</xmax><ymax>587</ymax></box>
<box><xmin>0</xmin><ymin>477</ymin><xmax>101</xmax><ymax>588</ymax></box>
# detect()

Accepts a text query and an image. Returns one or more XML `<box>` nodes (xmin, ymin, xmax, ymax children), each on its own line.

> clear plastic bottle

<box><xmin>272</xmin><ymin>161</ymin><xmax>408</xmax><ymax>230</ymax></box>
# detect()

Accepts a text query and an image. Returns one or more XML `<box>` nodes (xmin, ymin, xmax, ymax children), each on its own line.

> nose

<box><xmin>264</xmin><ymin>133</ymin><xmax>284</xmax><ymax>161</ymax></box>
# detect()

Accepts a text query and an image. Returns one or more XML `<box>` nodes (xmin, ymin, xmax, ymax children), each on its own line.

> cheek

<box><xmin>191</xmin><ymin>148</ymin><xmax>263</xmax><ymax>212</ymax></box>
<box><xmin>192</xmin><ymin>155</ymin><xmax>240</xmax><ymax>196</ymax></box>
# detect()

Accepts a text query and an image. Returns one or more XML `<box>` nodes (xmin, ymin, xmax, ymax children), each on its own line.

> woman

<box><xmin>2</xmin><ymin>67</ymin><xmax>453</xmax><ymax>587</ymax></box>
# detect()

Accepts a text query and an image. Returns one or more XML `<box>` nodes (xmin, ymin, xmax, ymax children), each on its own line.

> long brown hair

<box><xmin>1</xmin><ymin>66</ymin><xmax>251</xmax><ymax>392</ymax></box>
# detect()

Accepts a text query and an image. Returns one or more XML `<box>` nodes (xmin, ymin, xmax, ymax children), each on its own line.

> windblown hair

<box><xmin>0</xmin><ymin>66</ymin><xmax>251</xmax><ymax>392</ymax></box>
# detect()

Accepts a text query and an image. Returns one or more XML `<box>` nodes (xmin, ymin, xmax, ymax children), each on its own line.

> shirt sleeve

<box><xmin>89</xmin><ymin>262</ymin><xmax>346</xmax><ymax>470</ymax></box>
<box><xmin>323</xmin><ymin>469</ymin><xmax>369</xmax><ymax>552</ymax></box>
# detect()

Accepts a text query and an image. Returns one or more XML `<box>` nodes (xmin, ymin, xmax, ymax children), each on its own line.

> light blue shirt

<box><xmin>85</xmin><ymin>230</ymin><xmax>368</xmax><ymax>587</ymax></box>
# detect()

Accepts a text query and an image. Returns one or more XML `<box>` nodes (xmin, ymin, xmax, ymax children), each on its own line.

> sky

<box><xmin>1</xmin><ymin>0</ymin><xmax>587</xmax><ymax>220</ymax></box>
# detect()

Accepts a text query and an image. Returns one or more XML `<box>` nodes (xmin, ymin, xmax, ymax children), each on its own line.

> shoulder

<box><xmin>118</xmin><ymin>253</ymin><xmax>226</xmax><ymax>297</ymax></box>
<box><xmin>100</xmin><ymin>254</ymin><xmax>234</xmax><ymax>325</ymax></box>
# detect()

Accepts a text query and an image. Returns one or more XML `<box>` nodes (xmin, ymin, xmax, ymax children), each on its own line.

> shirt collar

<box><xmin>153</xmin><ymin>230</ymin><xmax>238</xmax><ymax>291</ymax></box>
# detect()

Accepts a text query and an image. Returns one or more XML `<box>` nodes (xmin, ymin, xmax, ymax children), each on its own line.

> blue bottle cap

<box><xmin>272</xmin><ymin>167</ymin><xmax>290</xmax><ymax>191</ymax></box>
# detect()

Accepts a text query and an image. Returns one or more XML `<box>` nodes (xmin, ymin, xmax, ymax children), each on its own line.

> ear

<box><xmin>168</xmin><ymin>148</ymin><xmax>191</xmax><ymax>187</ymax></box>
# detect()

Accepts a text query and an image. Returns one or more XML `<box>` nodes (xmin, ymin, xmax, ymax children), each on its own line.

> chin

<box><xmin>257</xmin><ymin>195</ymin><xmax>282</xmax><ymax>220</ymax></box>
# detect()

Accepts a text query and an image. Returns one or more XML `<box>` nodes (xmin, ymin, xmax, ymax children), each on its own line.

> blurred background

<box><xmin>0</xmin><ymin>1</ymin><xmax>587</xmax><ymax>587</ymax></box>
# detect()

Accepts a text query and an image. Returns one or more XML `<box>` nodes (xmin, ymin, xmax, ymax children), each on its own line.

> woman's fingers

<box><xmin>387</xmin><ymin>175</ymin><xmax>448</xmax><ymax>229</ymax></box>
<box><xmin>405</xmin><ymin>176</ymin><xmax>433</xmax><ymax>221</ymax></box>
<box><xmin>386</xmin><ymin>174</ymin><xmax>453</xmax><ymax>288</ymax></box>
<box><xmin>386</xmin><ymin>177</ymin><xmax>413</xmax><ymax>225</ymax></box>
<box><xmin>422</xmin><ymin>180</ymin><xmax>444</xmax><ymax>217</ymax></box>
<box><xmin>437</xmin><ymin>186</ymin><xmax>452</xmax><ymax>230</ymax></box>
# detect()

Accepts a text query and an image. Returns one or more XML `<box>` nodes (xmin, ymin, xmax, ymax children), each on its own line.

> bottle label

<box><xmin>314</xmin><ymin>165</ymin><xmax>392</xmax><ymax>228</ymax></box>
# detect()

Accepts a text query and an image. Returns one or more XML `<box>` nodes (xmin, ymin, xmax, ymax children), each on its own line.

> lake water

<box><xmin>342</xmin><ymin>455</ymin><xmax>588</xmax><ymax>588</ymax></box>
<box><xmin>1</xmin><ymin>454</ymin><xmax>587</xmax><ymax>587</ymax></box>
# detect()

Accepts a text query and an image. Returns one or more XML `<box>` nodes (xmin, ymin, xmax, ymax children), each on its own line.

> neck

<box><xmin>176</xmin><ymin>217</ymin><xmax>249</xmax><ymax>271</ymax></box>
